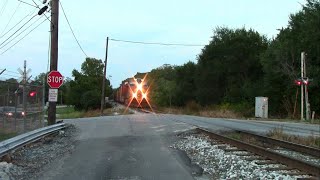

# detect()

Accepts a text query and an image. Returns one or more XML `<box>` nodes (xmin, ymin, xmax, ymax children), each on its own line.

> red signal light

<box><xmin>294</xmin><ymin>80</ymin><xmax>302</xmax><ymax>86</ymax></box>
<box><xmin>29</xmin><ymin>91</ymin><xmax>36</xmax><ymax>97</ymax></box>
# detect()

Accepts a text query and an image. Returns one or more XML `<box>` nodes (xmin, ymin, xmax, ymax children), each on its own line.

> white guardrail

<box><xmin>0</xmin><ymin>123</ymin><xmax>66</xmax><ymax>157</ymax></box>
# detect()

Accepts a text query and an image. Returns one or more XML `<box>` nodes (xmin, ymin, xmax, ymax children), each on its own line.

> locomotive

<box><xmin>114</xmin><ymin>72</ymin><xmax>151</xmax><ymax>108</ymax></box>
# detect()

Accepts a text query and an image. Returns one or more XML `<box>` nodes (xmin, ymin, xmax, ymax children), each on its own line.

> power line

<box><xmin>0</xmin><ymin>14</ymin><xmax>38</xmax><ymax>47</ymax></box>
<box><xmin>109</xmin><ymin>38</ymin><xmax>206</xmax><ymax>47</ymax></box>
<box><xmin>26</xmin><ymin>0</ymin><xmax>53</xmax><ymax>26</ymax></box>
<box><xmin>0</xmin><ymin>0</ymin><xmax>9</xmax><ymax>18</ymax></box>
<box><xmin>0</xmin><ymin>17</ymin><xmax>47</xmax><ymax>55</ymax></box>
<box><xmin>0</xmin><ymin>9</ymin><xmax>35</xmax><ymax>39</ymax></box>
<box><xmin>0</xmin><ymin>15</ymin><xmax>44</xmax><ymax>50</ymax></box>
<box><xmin>0</xmin><ymin>69</ymin><xmax>20</xmax><ymax>75</ymax></box>
<box><xmin>0</xmin><ymin>1</ymin><xmax>21</xmax><ymax>37</ymax></box>
<box><xmin>17</xmin><ymin>0</ymin><xmax>37</xmax><ymax>8</ymax></box>
<box><xmin>59</xmin><ymin>0</ymin><xmax>88</xmax><ymax>57</ymax></box>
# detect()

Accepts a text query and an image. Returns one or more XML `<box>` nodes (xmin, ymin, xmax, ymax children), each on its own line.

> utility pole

<box><xmin>7</xmin><ymin>85</ymin><xmax>9</xmax><ymax>106</ymax></box>
<box><xmin>48</xmin><ymin>0</ymin><xmax>59</xmax><ymax>125</ymax></box>
<box><xmin>42</xmin><ymin>76</ymin><xmax>45</xmax><ymax>127</ymax></box>
<box><xmin>300</xmin><ymin>52</ymin><xmax>305</xmax><ymax>121</ymax></box>
<box><xmin>303</xmin><ymin>53</ymin><xmax>310</xmax><ymax>120</ymax></box>
<box><xmin>100</xmin><ymin>37</ymin><xmax>109</xmax><ymax>116</ymax></box>
<box><xmin>60</xmin><ymin>90</ymin><xmax>62</xmax><ymax>105</ymax></box>
<box><xmin>23</xmin><ymin>60</ymin><xmax>27</xmax><ymax>131</ymax></box>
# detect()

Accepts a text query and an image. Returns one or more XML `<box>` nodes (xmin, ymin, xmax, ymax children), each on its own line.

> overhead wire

<box><xmin>0</xmin><ymin>16</ymin><xmax>47</xmax><ymax>55</ymax></box>
<box><xmin>59</xmin><ymin>0</ymin><xmax>88</xmax><ymax>57</ymax></box>
<box><xmin>0</xmin><ymin>0</ymin><xmax>9</xmax><ymax>18</ymax></box>
<box><xmin>0</xmin><ymin>69</ymin><xmax>20</xmax><ymax>75</ymax></box>
<box><xmin>17</xmin><ymin>0</ymin><xmax>37</xmax><ymax>8</ymax></box>
<box><xmin>109</xmin><ymin>38</ymin><xmax>206</xmax><ymax>47</ymax></box>
<box><xmin>0</xmin><ymin>14</ymin><xmax>44</xmax><ymax>50</ymax></box>
<box><xmin>29</xmin><ymin>0</ymin><xmax>52</xmax><ymax>26</ymax></box>
<box><xmin>0</xmin><ymin>14</ymin><xmax>38</xmax><ymax>47</ymax></box>
<box><xmin>0</xmin><ymin>9</ymin><xmax>35</xmax><ymax>39</ymax></box>
<box><xmin>0</xmin><ymin>1</ymin><xmax>21</xmax><ymax>37</ymax></box>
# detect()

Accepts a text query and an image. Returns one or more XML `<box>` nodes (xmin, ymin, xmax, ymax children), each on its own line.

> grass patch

<box><xmin>226</xmin><ymin>132</ymin><xmax>242</xmax><ymax>141</ymax></box>
<box><xmin>267</xmin><ymin>127</ymin><xmax>320</xmax><ymax>149</ymax></box>
<box><xmin>58</xmin><ymin>111</ymin><xmax>85</xmax><ymax>119</ymax></box>
<box><xmin>56</xmin><ymin>106</ymin><xmax>77</xmax><ymax>114</ymax></box>
<box><xmin>0</xmin><ymin>131</ymin><xmax>17</xmax><ymax>141</ymax></box>
<box><xmin>56</xmin><ymin>105</ymin><xmax>133</xmax><ymax>119</ymax></box>
<box><xmin>157</xmin><ymin>105</ymin><xmax>242</xmax><ymax>119</ymax></box>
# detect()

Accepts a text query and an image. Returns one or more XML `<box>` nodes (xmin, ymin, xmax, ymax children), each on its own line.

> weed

<box><xmin>267</xmin><ymin>127</ymin><xmax>320</xmax><ymax>149</ymax></box>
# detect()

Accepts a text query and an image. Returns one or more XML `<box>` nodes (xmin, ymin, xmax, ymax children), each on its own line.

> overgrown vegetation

<box><xmin>0</xmin><ymin>131</ymin><xmax>17</xmax><ymax>142</ymax></box>
<box><xmin>55</xmin><ymin>105</ymin><xmax>132</xmax><ymax>119</ymax></box>
<box><xmin>149</xmin><ymin>0</ymin><xmax>320</xmax><ymax>119</ymax></box>
<box><xmin>267</xmin><ymin>127</ymin><xmax>320</xmax><ymax>148</ymax></box>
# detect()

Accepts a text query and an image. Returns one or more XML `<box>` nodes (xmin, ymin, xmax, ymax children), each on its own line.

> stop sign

<box><xmin>47</xmin><ymin>71</ymin><xmax>64</xmax><ymax>88</ymax></box>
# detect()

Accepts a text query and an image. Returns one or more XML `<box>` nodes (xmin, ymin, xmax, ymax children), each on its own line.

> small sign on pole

<box><xmin>48</xmin><ymin>89</ymin><xmax>58</xmax><ymax>102</ymax></box>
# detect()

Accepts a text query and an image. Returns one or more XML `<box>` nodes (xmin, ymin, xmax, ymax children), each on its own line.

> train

<box><xmin>114</xmin><ymin>72</ymin><xmax>151</xmax><ymax>108</ymax></box>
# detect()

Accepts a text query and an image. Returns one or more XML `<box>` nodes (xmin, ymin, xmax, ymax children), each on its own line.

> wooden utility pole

<box><xmin>303</xmin><ymin>54</ymin><xmax>310</xmax><ymax>120</ymax></box>
<box><xmin>100</xmin><ymin>37</ymin><xmax>109</xmax><ymax>116</ymax></box>
<box><xmin>48</xmin><ymin>0</ymin><xmax>59</xmax><ymax>125</ymax></box>
<box><xmin>23</xmin><ymin>60</ymin><xmax>27</xmax><ymax>131</ymax></box>
<box><xmin>300</xmin><ymin>52</ymin><xmax>304</xmax><ymax>121</ymax></box>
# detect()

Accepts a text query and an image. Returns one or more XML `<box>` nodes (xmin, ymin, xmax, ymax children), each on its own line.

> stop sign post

<box><xmin>47</xmin><ymin>71</ymin><xmax>64</xmax><ymax>89</ymax></box>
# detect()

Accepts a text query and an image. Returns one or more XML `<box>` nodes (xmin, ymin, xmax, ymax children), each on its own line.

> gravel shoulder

<box><xmin>0</xmin><ymin>124</ymin><xmax>78</xmax><ymax>180</ymax></box>
<box><xmin>171</xmin><ymin>130</ymin><xmax>312</xmax><ymax>179</ymax></box>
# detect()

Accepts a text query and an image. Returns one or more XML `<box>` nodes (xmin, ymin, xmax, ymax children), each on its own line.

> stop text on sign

<box><xmin>47</xmin><ymin>71</ymin><xmax>64</xmax><ymax>89</ymax></box>
<box><xmin>48</xmin><ymin>76</ymin><xmax>63</xmax><ymax>83</ymax></box>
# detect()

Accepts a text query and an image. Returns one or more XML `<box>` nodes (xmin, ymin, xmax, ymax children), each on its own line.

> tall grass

<box><xmin>267</xmin><ymin>127</ymin><xmax>320</xmax><ymax>148</ymax></box>
<box><xmin>0</xmin><ymin>130</ymin><xmax>17</xmax><ymax>141</ymax></box>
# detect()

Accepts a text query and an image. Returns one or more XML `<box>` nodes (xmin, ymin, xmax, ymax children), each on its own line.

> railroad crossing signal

<box><xmin>29</xmin><ymin>91</ymin><xmax>36</xmax><ymax>97</ymax></box>
<box><xmin>295</xmin><ymin>78</ymin><xmax>312</xmax><ymax>86</ymax></box>
<box><xmin>47</xmin><ymin>71</ymin><xmax>64</xmax><ymax>88</ymax></box>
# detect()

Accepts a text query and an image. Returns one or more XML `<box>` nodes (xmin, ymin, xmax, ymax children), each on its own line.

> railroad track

<box><xmin>143</xmin><ymin>112</ymin><xmax>320</xmax><ymax>178</ymax></box>
<box><xmin>195</xmin><ymin>128</ymin><xmax>320</xmax><ymax>178</ymax></box>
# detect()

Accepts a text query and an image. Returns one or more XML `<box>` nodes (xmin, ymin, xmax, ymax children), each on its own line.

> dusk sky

<box><xmin>0</xmin><ymin>0</ymin><xmax>305</xmax><ymax>87</ymax></box>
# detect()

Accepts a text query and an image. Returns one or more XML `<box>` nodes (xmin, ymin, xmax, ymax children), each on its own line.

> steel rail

<box><xmin>0</xmin><ymin>123</ymin><xmax>66</xmax><ymax>157</ymax></box>
<box><xmin>235</xmin><ymin>130</ymin><xmax>320</xmax><ymax>158</ymax></box>
<box><xmin>197</xmin><ymin>128</ymin><xmax>320</xmax><ymax>177</ymax></box>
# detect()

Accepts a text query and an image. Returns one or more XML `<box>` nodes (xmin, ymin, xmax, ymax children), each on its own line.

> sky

<box><xmin>0</xmin><ymin>0</ymin><xmax>305</xmax><ymax>87</ymax></box>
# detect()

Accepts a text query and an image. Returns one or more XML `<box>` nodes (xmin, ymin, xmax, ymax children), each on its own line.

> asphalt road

<box><xmin>37</xmin><ymin>114</ymin><xmax>198</xmax><ymax>180</ymax></box>
<box><xmin>160</xmin><ymin>114</ymin><xmax>320</xmax><ymax>136</ymax></box>
<box><xmin>37</xmin><ymin>113</ymin><xmax>319</xmax><ymax>180</ymax></box>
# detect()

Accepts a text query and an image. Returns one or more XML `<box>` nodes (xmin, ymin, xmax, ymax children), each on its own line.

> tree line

<box><xmin>148</xmin><ymin>0</ymin><xmax>320</xmax><ymax>118</ymax></box>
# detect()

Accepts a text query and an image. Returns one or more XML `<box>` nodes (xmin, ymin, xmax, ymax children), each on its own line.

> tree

<box><xmin>148</xmin><ymin>64</ymin><xmax>177</xmax><ymax>106</ymax></box>
<box><xmin>67</xmin><ymin>57</ymin><xmax>112</xmax><ymax>110</ymax></box>
<box><xmin>34</xmin><ymin>72</ymin><xmax>49</xmax><ymax>102</ymax></box>
<box><xmin>174</xmin><ymin>61</ymin><xmax>197</xmax><ymax>106</ymax></box>
<box><xmin>261</xmin><ymin>0</ymin><xmax>320</xmax><ymax>117</ymax></box>
<box><xmin>196</xmin><ymin>27</ymin><xmax>268</xmax><ymax>106</ymax></box>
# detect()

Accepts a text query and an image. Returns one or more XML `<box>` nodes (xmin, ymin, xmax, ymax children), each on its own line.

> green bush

<box><xmin>80</xmin><ymin>90</ymin><xmax>101</xmax><ymax>111</ymax></box>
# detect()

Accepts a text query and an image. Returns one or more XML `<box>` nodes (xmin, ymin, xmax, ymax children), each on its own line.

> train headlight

<box><xmin>142</xmin><ymin>93</ymin><xmax>147</xmax><ymax>99</ymax></box>
<box><xmin>137</xmin><ymin>84</ymin><xmax>142</xmax><ymax>91</ymax></box>
<box><xmin>133</xmin><ymin>92</ymin><xmax>137</xmax><ymax>98</ymax></box>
